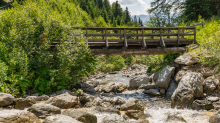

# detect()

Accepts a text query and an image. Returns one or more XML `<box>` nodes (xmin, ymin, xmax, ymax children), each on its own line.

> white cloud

<box><xmin>108</xmin><ymin>0</ymin><xmax>151</xmax><ymax>15</ymax></box>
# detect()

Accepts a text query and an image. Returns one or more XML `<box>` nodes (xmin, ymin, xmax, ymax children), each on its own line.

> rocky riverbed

<box><xmin>1</xmin><ymin>52</ymin><xmax>220</xmax><ymax>123</ymax></box>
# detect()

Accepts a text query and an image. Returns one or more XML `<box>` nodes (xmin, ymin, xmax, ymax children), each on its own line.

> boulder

<box><xmin>78</xmin><ymin>82</ymin><xmax>96</xmax><ymax>94</ymax></box>
<box><xmin>96</xmin><ymin>82</ymin><xmax>127</xmax><ymax>93</ymax></box>
<box><xmin>155</xmin><ymin>66</ymin><xmax>175</xmax><ymax>90</ymax></box>
<box><xmin>95</xmin><ymin>106</ymin><xmax>120</xmax><ymax>114</ymax></box>
<box><xmin>174</xmin><ymin>53</ymin><xmax>197</xmax><ymax>65</ymax></box>
<box><xmin>62</xmin><ymin>109</ymin><xmax>97</xmax><ymax>123</ymax></box>
<box><xmin>46</xmin><ymin>93</ymin><xmax>78</xmax><ymax>109</ymax></box>
<box><xmin>209</xmin><ymin>113</ymin><xmax>220</xmax><ymax>123</ymax></box>
<box><xmin>138</xmin><ymin>84</ymin><xmax>155</xmax><ymax>90</ymax></box>
<box><xmin>171</xmin><ymin>72</ymin><xmax>204</xmax><ymax>108</ymax></box>
<box><xmin>0</xmin><ymin>93</ymin><xmax>15</xmax><ymax>107</ymax></box>
<box><xmin>175</xmin><ymin>70</ymin><xmax>187</xmax><ymax>83</ymax></box>
<box><xmin>120</xmin><ymin>98</ymin><xmax>144</xmax><ymax>111</ymax></box>
<box><xmin>129</xmin><ymin>75</ymin><xmax>150</xmax><ymax>89</ymax></box>
<box><xmin>79</xmin><ymin>93</ymin><xmax>95</xmax><ymax>105</ymax></box>
<box><xmin>166</xmin><ymin>114</ymin><xmax>186</xmax><ymax>122</ymax></box>
<box><xmin>102</xmin><ymin>114</ymin><xmax>125</xmax><ymax>123</ymax></box>
<box><xmin>143</xmin><ymin>89</ymin><xmax>161</xmax><ymax>96</ymax></box>
<box><xmin>55</xmin><ymin>89</ymin><xmax>71</xmax><ymax>95</ymax></box>
<box><xmin>28</xmin><ymin>103</ymin><xmax>61</xmax><ymax>119</ymax></box>
<box><xmin>207</xmin><ymin>97</ymin><xmax>219</xmax><ymax>102</ymax></box>
<box><xmin>0</xmin><ymin>110</ymin><xmax>38</xmax><ymax>123</ymax></box>
<box><xmin>125</xmin><ymin>110</ymin><xmax>149</xmax><ymax>120</ymax></box>
<box><xmin>26</xmin><ymin>95</ymin><xmax>49</xmax><ymax>101</ymax></box>
<box><xmin>14</xmin><ymin>98</ymin><xmax>36</xmax><ymax>110</ymax></box>
<box><xmin>111</xmin><ymin>96</ymin><xmax>126</xmax><ymax>105</ymax></box>
<box><xmin>43</xmin><ymin>115</ymin><xmax>82</xmax><ymax>123</ymax></box>
<box><xmin>166</xmin><ymin>80</ymin><xmax>178</xmax><ymax>98</ymax></box>
<box><xmin>203</xmin><ymin>76</ymin><xmax>219</xmax><ymax>93</ymax></box>
<box><xmin>191</xmin><ymin>99</ymin><xmax>214</xmax><ymax>110</ymax></box>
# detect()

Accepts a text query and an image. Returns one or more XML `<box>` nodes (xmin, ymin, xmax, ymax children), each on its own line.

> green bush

<box><xmin>0</xmin><ymin>0</ymin><xmax>96</xmax><ymax>95</ymax></box>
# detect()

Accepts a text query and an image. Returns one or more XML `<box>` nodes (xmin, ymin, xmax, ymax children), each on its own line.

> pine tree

<box><xmin>125</xmin><ymin>7</ymin><xmax>131</xmax><ymax>24</ymax></box>
<box><xmin>134</xmin><ymin>15</ymin><xmax>137</xmax><ymax>23</ymax></box>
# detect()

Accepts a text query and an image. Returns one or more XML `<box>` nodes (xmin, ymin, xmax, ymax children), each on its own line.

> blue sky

<box><xmin>109</xmin><ymin>0</ymin><xmax>152</xmax><ymax>15</ymax></box>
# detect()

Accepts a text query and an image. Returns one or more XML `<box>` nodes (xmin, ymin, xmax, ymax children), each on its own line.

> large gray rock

<box><xmin>203</xmin><ymin>76</ymin><xmax>219</xmax><ymax>93</ymax></box>
<box><xmin>120</xmin><ymin>98</ymin><xmax>144</xmax><ymax>111</ymax></box>
<box><xmin>143</xmin><ymin>89</ymin><xmax>161</xmax><ymax>96</ymax></box>
<box><xmin>43</xmin><ymin>115</ymin><xmax>82</xmax><ymax>123</ymax></box>
<box><xmin>28</xmin><ymin>103</ymin><xmax>61</xmax><ymax>119</ymax></box>
<box><xmin>155</xmin><ymin>66</ymin><xmax>175</xmax><ymax>90</ymax></box>
<box><xmin>96</xmin><ymin>82</ymin><xmax>127</xmax><ymax>93</ymax></box>
<box><xmin>14</xmin><ymin>98</ymin><xmax>36</xmax><ymax>110</ymax></box>
<box><xmin>79</xmin><ymin>93</ymin><xmax>95</xmax><ymax>105</ymax></box>
<box><xmin>26</xmin><ymin>95</ymin><xmax>49</xmax><ymax>101</ymax></box>
<box><xmin>62</xmin><ymin>109</ymin><xmax>97</xmax><ymax>123</ymax></box>
<box><xmin>210</xmin><ymin>113</ymin><xmax>220</xmax><ymax>123</ymax></box>
<box><xmin>171</xmin><ymin>72</ymin><xmax>204</xmax><ymax>108</ymax></box>
<box><xmin>166</xmin><ymin>80</ymin><xmax>178</xmax><ymax>98</ymax></box>
<box><xmin>175</xmin><ymin>70</ymin><xmax>187</xmax><ymax>83</ymax></box>
<box><xmin>0</xmin><ymin>110</ymin><xmax>38</xmax><ymax>123</ymax></box>
<box><xmin>0</xmin><ymin>93</ymin><xmax>15</xmax><ymax>107</ymax></box>
<box><xmin>46</xmin><ymin>93</ymin><xmax>78</xmax><ymax>109</ymax></box>
<box><xmin>174</xmin><ymin>53</ymin><xmax>197</xmax><ymax>65</ymax></box>
<box><xmin>191</xmin><ymin>99</ymin><xmax>214</xmax><ymax>110</ymax></box>
<box><xmin>102</xmin><ymin>114</ymin><xmax>125</xmax><ymax>123</ymax></box>
<box><xmin>78</xmin><ymin>82</ymin><xmax>96</xmax><ymax>94</ymax></box>
<box><xmin>129</xmin><ymin>75</ymin><xmax>150</xmax><ymax>90</ymax></box>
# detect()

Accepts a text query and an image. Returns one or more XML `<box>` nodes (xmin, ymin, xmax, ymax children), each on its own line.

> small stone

<box><xmin>143</xmin><ymin>89</ymin><xmax>161</xmax><ymax>96</ymax></box>
<box><xmin>160</xmin><ymin>89</ymin><xmax>166</xmax><ymax>95</ymax></box>
<box><xmin>207</xmin><ymin>97</ymin><xmax>219</xmax><ymax>102</ymax></box>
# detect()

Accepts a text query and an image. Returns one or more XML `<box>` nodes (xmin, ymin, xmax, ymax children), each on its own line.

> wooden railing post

<box><xmin>86</xmin><ymin>28</ymin><xmax>88</xmax><ymax>46</ymax></box>
<box><xmin>178</xmin><ymin>28</ymin><xmax>180</xmax><ymax>46</ymax></box>
<box><xmin>136</xmin><ymin>30</ymin><xmax>138</xmax><ymax>40</ymax></box>
<box><xmin>151</xmin><ymin>30</ymin><xmax>154</xmax><ymax>39</ymax></box>
<box><xmin>168</xmin><ymin>30</ymin><xmax>170</xmax><ymax>39</ymax></box>
<box><xmin>105</xmin><ymin>28</ymin><xmax>108</xmax><ymax>48</ymax></box>
<box><xmin>182</xmin><ymin>29</ymin><xmax>184</xmax><ymax>39</ymax></box>
<box><xmin>142</xmin><ymin>28</ymin><xmax>146</xmax><ymax>49</ymax></box>
<box><xmin>160</xmin><ymin>28</ymin><xmax>162</xmax><ymax>46</ymax></box>
<box><xmin>124</xmin><ymin>28</ymin><xmax>127</xmax><ymax>49</ymax></box>
<box><xmin>194</xmin><ymin>27</ymin><xmax>196</xmax><ymax>44</ymax></box>
<box><xmin>120</xmin><ymin>30</ymin><xmax>122</xmax><ymax>40</ymax></box>
<box><xmin>102</xmin><ymin>29</ymin><xmax>104</xmax><ymax>40</ymax></box>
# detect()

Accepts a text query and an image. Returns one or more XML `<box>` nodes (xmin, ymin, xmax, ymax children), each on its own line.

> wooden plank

<box><xmin>168</xmin><ymin>30</ymin><xmax>170</xmax><ymax>39</ymax></box>
<box><xmin>74</xmin><ymin>27</ymin><xmax>195</xmax><ymax>30</ymax></box>
<box><xmin>142</xmin><ymin>28</ymin><xmax>146</xmax><ymax>48</ymax></box>
<box><xmin>194</xmin><ymin>27</ymin><xmax>196</xmax><ymax>44</ymax></box>
<box><xmin>86</xmin><ymin>33</ymin><xmax>193</xmax><ymax>37</ymax></box>
<box><xmin>88</xmin><ymin>39</ymin><xmax>194</xmax><ymax>42</ymax></box>
<box><xmin>160</xmin><ymin>28</ymin><xmax>162</xmax><ymax>46</ymax></box>
<box><xmin>124</xmin><ymin>28</ymin><xmax>127</xmax><ymax>48</ymax></box>
<box><xmin>105</xmin><ymin>28</ymin><xmax>108</xmax><ymax>48</ymax></box>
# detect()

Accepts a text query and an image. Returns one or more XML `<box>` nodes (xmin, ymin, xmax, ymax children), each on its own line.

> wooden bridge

<box><xmin>74</xmin><ymin>27</ymin><xmax>196</xmax><ymax>55</ymax></box>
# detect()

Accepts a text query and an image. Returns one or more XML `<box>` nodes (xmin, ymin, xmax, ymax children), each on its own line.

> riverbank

<box><xmin>1</xmin><ymin>53</ymin><xmax>220</xmax><ymax>123</ymax></box>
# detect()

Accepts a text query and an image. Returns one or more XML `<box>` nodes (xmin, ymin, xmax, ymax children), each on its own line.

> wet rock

<box><xmin>155</xmin><ymin>66</ymin><xmax>175</xmax><ymax>90</ymax></box>
<box><xmin>0</xmin><ymin>110</ymin><xmax>38</xmax><ymax>123</ymax></box>
<box><xmin>96</xmin><ymin>82</ymin><xmax>127</xmax><ymax>93</ymax></box>
<box><xmin>152</xmin><ymin>72</ymin><xmax>159</xmax><ymax>83</ymax></box>
<box><xmin>43</xmin><ymin>115</ymin><xmax>82</xmax><ymax>123</ymax></box>
<box><xmin>0</xmin><ymin>93</ymin><xmax>15</xmax><ymax>107</ymax></box>
<box><xmin>120</xmin><ymin>98</ymin><xmax>144</xmax><ymax>111</ymax></box>
<box><xmin>175</xmin><ymin>70</ymin><xmax>187</xmax><ymax>83</ymax></box>
<box><xmin>166</xmin><ymin>80</ymin><xmax>178</xmax><ymax>98</ymax></box>
<box><xmin>171</xmin><ymin>72</ymin><xmax>204</xmax><ymax>108</ymax></box>
<box><xmin>55</xmin><ymin>89</ymin><xmax>71</xmax><ymax>95</ymax></box>
<box><xmin>28</xmin><ymin>103</ymin><xmax>61</xmax><ymax>119</ymax></box>
<box><xmin>112</xmin><ymin>96</ymin><xmax>127</xmax><ymax>105</ymax></box>
<box><xmin>138</xmin><ymin>84</ymin><xmax>155</xmax><ymax>90</ymax></box>
<box><xmin>166</xmin><ymin>115</ymin><xmax>186</xmax><ymax>122</ymax></box>
<box><xmin>129</xmin><ymin>119</ymin><xmax>150</xmax><ymax>123</ymax></box>
<box><xmin>160</xmin><ymin>89</ymin><xmax>166</xmax><ymax>95</ymax></box>
<box><xmin>203</xmin><ymin>76</ymin><xmax>219</xmax><ymax>93</ymax></box>
<box><xmin>26</xmin><ymin>95</ymin><xmax>49</xmax><ymax>101</ymax></box>
<box><xmin>207</xmin><ymin>97</ymin><xmax>219</xmax><ymax>102</ymax></box>
<box><xmin>102</xmin><ymin>114</ymin><xmax>125</xmax><ymax>123</ymax></box>
<box><xmin>46</xmin><ymin>93</ymin><xmax>78</xmax><ymax>109</ymax></box>
<box><xmin>191</xmin><ymin>99</ymin><xmax>214</xmax><ymax>110</ymax></box>
<box><xmin>209</xmin><ymin>113</ymin><xmax>220</xmax><ymax>123</ymax></box>
<box><xmin>78</xmin><ymin>82</ymin><xmax>96</xmax><ymax>94</ymax></box>
<box><xmin>143</xmin><ymin>89</ymin><xmax>161</xmax><ymax>96</ymax></box>
<box><xmin>85</xmin><ymin>81</ymin><xmax>99</xmax><ymax>87</ymax></box>
<box><xmin>174</xmin><ymin>53</ymin><xmax>197</xmax><ymax>65</ymax></box>
<box><xmin>95</xmin><ymin>106</ymin><xmax>120</xmax><ymax>114</ymax></box>
<box><xmin>79</xmin><ymin>93</ymin><xmax>95</xmax><ymax>105</ymax></box>
<box><xmin>62</xmin><ymin>109</ymin><xmax>97</xmax><ymax>123</ymax></box>
<box><xmin>14</xmin><ymin>98</ymin><xmax>36</xmax><ymax>110</ymax></box>
<box><xmin>85</xmin><ymin>97</ymin><xmax>102</xmax><ymax>107</ymax></box>
<box><xmin>125</xmin><ymin>110</ymin><xmax>149</xmax><ymax>120</ymax></box>
<box><xmin>129</xmin><ymin>75</ymin><xmax>150</xmax><ymax>90</ymax></box>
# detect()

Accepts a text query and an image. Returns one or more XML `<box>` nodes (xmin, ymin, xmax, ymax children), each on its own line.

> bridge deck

<box><xmin>74</xmin><ymin>27</ymin><xmax>196</xmax><ymax>55</ymax></box>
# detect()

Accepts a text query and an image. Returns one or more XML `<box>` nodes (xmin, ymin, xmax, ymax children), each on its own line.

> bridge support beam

<box><xmin>91</xmin><ymin>47</ymin><xmax>186</xmax><ymax>55</ymax></box>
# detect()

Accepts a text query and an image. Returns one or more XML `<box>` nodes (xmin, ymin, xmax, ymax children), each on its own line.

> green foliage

<box><xmin>0</xmin><ymin>0</ymin><xmax>96</xmax><ymax>95</ymax></box>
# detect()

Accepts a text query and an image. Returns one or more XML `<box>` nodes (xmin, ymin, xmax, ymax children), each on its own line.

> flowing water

<box><xmin>93</xmin><ymin>73</ymin><xmax>216</xmax><ymax>123</ymax></box>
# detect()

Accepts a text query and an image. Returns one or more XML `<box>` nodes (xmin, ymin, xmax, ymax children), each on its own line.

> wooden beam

<box><xmin>124</xmin><ymin>28</ymin><xmax>127</xmax><ymax>48</ymax></box>
<box><xmin>91</xmin><ymin>47</ymin><xmax>186</xmax><ymax>55</ymax></box>
<box><xmin>142</xmin><ymin>28</ymin><xmax>146</xmax><ymax>48</ymax></box>
<box><xmin>105</xmin><ymin>28</ymin><xmax>108</xmax><ymax>48</ymax></box>
<box><xmin>194</xmin><ymin>27</ymin><xmax>196</xmax><ymax>44</ymax></box>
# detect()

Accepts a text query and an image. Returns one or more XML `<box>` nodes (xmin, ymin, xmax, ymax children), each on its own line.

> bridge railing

<box><xmin>74</xmin><ymin>27</ymin><xmax>196</xmax><ymax>49</ymax></box>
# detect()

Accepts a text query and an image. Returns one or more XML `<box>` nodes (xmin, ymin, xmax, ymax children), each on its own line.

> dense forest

<box><xmin>0</xmin><ymin>0</ymin><xmax>220</xmax><ymax>96</ymax></box>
